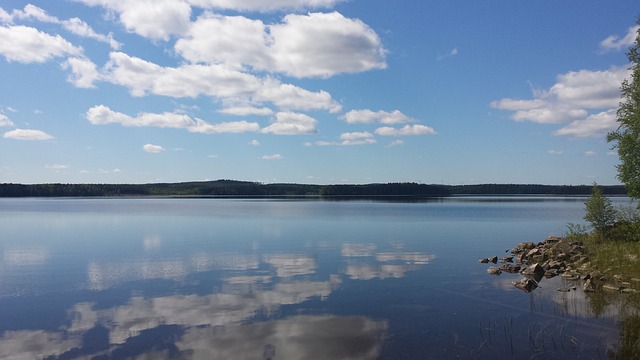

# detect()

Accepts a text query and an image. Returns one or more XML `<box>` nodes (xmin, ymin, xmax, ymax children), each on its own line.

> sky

<box><xmin>0</xmin><ymin>0</ymin><xmax>638</xmax><ymax>185</ymax></box>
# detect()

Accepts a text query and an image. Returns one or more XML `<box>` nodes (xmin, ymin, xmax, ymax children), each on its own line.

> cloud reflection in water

<box><xmin>0</xmin><ymin>237</ymin><xmax>433</xmax><ymax>359</ymax></box>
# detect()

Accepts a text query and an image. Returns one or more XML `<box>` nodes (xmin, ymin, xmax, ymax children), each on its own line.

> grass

<box><xmin>580</xmin><ymin>233</ymin><xmax>640</xmax><ymax>283</ymax></box>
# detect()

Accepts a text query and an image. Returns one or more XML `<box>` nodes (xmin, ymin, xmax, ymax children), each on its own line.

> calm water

<box><xmin>0</xmin><ymin>197</ymin><xmax>636</xmax><ymax>359</ymax></box>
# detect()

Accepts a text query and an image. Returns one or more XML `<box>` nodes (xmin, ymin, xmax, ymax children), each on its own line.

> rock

<box><xmin>603</xmin><ymin>284</ymin><xmax>621</xmax><ymax>292</ymax></box>
<box><xmin>583</xmin><ymin>279</ymin><xmax>596</xmax><ymax>292</ymax></box>
<box><xmin>487</xmin><ymin>266</ymin><xmax>502</xmax><ymax>275</ymax></box>
<box><xmin>516</xmin><ymin>242</ymin><xmax>536</xmax><ymax>251</ymax></box>
<box><xmin>621</xmin><ymin>288</ymin><xmax>639</xmax><ymax>294</ymax></box>
<box><xmin>543</xmin><ymin>269</ymin><xmax>559</xmax><ymax>278</ymax></box>
<box><xmin>556</xmin><ymin>287</ymin><xmax>571</xmax><ymax>292</ymax></box>
<box><xmin>499</xmin><ymin>256</ymin><xmax>514</xmax><ymax>263</ymax></box>
<box><xmin>512</xmin><ymin>278</ymin><xmax>538</xmax><ymax>293</ymax></box>
<box><xmin>479</xmin><ymin>258</ymin><xmax>489</xmax><ymax>264</ymax></box>
<box><xmin>561</xmin><ymin>271</ymin><xmax>580</xmax><ymax>281</ymax></box>
<box><xmin>525</xmin><ymin>263</ymin><xmax>545</xmax><ymax>275</ymax></box>
<box><xmin>544</xmin><ymin>236</ymin><xmax>561</xmax><ymax>244</ymax></box>
<box><xmin>489</xmin><ymin>256</ymin><xmax>498</xmax><ymax>264</ymax></box>
<box><xmin>499</xmin><ymin>263</ymin><xmax>521</xmax><ymax>273</ymax></box>
<box><xmin>527</xmin><ymin>248</ymin><xmax>541</xmax><ymax>257</ymax></box>
<box><xmin>546</xmin><ymin>260</ymin><xmax>564</xmax><ymax>270</ymax></box>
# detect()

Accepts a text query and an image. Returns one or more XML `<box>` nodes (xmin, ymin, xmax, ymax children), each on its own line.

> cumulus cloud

<box><xmin>491</xmin><ymin>66</ymin><xmax>630</xmax><ymax>138</ymax></box>
<box><xmin>86</xmin><ymin>105</ymin><xmax>260</xmax><ymax>134</ymax></box>
<box><xmin>62</xmin><ymin>57</ymin><xmax>101</xmax><ymax>88</ymax></box>
<box><xmin>3</xmin><ymin>129</ymin><xmax>53</xmax><ymax>140</ymax></box>
<box><xmin>261</xmin><ymin>112</ymin><xmax>317</xmax><ymax>135</ymax></box>
<box><xmin>340</xmin><ymin>132</ymin><xmax>376</xmax><ymax>145</ymax></box>
<box><xmin>176</xmin><ymin>11</ymin><xmax>386</xmax><ymax>78</ymax></box>
<box><xmin>584</xmin><ymin>151</ymin><xmax>596</xmax><ymax>157</ymax></box>
<box><xmin>101</xmin><ymin>52</ymin><xmax>341</xmax><ymax>112</ymax></box>
<box><xmin>75</xmin><ymin>0</ymin><xmax>191</xmax><ymax>40</ymax></box>
<box><xmin>9</xmin><ymin>4</ymin><xmax>121</xmax><ymax>49</ymax></box>
<box><xmin>547</xmin><ymin>150</ymin><xmax>563</xmax><ymax>155</ymax></box>
<box><xmin>342</xmin><ymin>109</ymin><xmax>416</xmax><ymax>124</ymax></box>
<box><xmin>309</xmin><ymin>131</ymin><xmax>376</xmax><ymax>146</ymax></box>
<box><xmin>0</xmin><ymin>114</ymin><xmax>14</xmax><ymax>127</ymax></box>
<box><xmin>0</xmin><ymin>25</ymin><xmax>82</xmax><ymax>63</ymax></box>
<box><xmin>248</xmin><ymin>139</ymin><xmax>260</xmax><ymax>146</ymax></box>
<box><xmin>219</xmin><ymin>106</ymin><xmax>273</xmax><ymax>116</ymax></box>
<box><xmin>600</xmin><ymin>25</ymin><xmax>639</xmax><ymax>53</ymax></box>
<box><xmin>187</xmin><ymin>0</ymin><xmax>348</xmax><ymax>12</ymax></box>
<box><xmin>552</xmin><ymin>109</ymin><xmax>618</xmax><ymax>138</ymax></box>
<box><xmin>45</xmin><ymin>164</ymin><xmax>69</xmax><ymax>169</ymax></box>
<box><xmin>143</xmin><ymin>144</ymin><xmax>165</xmax><ymax>153</ymax></box>
<box><xmin>374</xmin><ymin>124</ymin><xmax>436</xmax><ymax>136</ymax></box>
<box><xmin>261</xmin><ymin>154</ymin><xmax>283</xmax><ymax>160</ymax></box>
<box><xmin>268</xmin><ymin>12</ymin><xmax>386</xmax><ymax>78</ymax></box>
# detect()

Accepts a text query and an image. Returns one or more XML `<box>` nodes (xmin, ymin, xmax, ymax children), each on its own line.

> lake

<box><xmin>0</xmin><ymin>196</ymin><xmax>637</xmax><ymax>359</ymax></box>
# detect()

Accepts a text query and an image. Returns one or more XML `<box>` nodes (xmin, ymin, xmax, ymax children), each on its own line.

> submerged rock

<box><xmin>512</xmin><ymin>278</ymin><xmax>538</xmax><ymax>293</ymax></box>
<box><xmin>499</xmin><ymin>263</ymin><xmax>521</xmax><ymax>273</ymax></box>
<box><xmin>487</xmin><ymin>266</ymin><xmax>502</xmax><ymax>275</ymax></box>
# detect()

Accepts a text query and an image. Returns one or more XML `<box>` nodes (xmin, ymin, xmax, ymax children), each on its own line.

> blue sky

<box><xmin>0</xmin><ymin>0</ymin><xmax>637</xmax><ymax>185</ymax></box>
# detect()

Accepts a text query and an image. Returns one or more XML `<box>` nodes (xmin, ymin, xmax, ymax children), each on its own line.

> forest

<box><xmin>0</xmin><ymin>180</ymin><xmax>627</xmax><ymax>198</ymax></box>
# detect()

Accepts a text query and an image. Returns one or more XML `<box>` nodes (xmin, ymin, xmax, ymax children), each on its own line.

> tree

<box><xmin>584</xmin><ymin>183</ymin><xmax>617</xmax><ymax>242</ymax></box>
<box><xmin>608</xmin><ymin>19</ymin><xmax>640</xmax><ymax>200</ymax></box>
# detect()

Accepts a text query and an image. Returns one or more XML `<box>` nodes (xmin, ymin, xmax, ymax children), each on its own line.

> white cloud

<box><xmin>86</xmin><ymin>105</ymin><xmax>260</xmax><ymax>134</ymax></box>
<box><xmin>0</xmin><ymin>25</ymin><xmax>82</xmax><ymax>63</ymax></box>
<box><xmin>0</xmin><ymin>8</ymin><xmax>11</xmax><ymax>23</ymax></box>
<box><xmin>0</xmin><ymin>114</ymin><xmax>14</xmax><ymax>127</ymax></box>
<box><xmin>491</xmin><ymin>67</ymin><xmax>629</xmax><ymax>124</ymax></box>
<box><xmin>63</xmin><ymin>17</ymin><xmax>121</xmax><ymax>49</ymax></box>
<box><xmin>143</xmin><ymin>144</ymin><xmax>165</xmax><ymax>153</ymax></box>
<box><xmin>219</xmin><ymin>106</ymin><xmax>273</xmax><ymax>116</ymax></box>
<box><xmin>585</xmin><ymin>151</ymin><xmax>596</xmax><ymax>157</ymax></box>
<box><xmin>248</xmin><ymin>139</ymin><xmax>260</xmax><ymax>146</ymax></box>
<box><xmin>175</xmin><ymin>12</ymin><xmax>271</xmax><ymax>70</ymax></box>
<box><xmin>176</xmin><ymin>11</ymin><xmax>386</xmax><ymax>78</ymax></box>
<box><xmin>76</xmin><ymin>0</ymin><xmax>191</xmax><ymax>41</ymax></box>
<box><xmin>45</xmin><ymin>164</ymin><xmax>69</xmax><ymax>169</ymax></box>
<box><xmin>547</xmin><ymin>150</ymin><xmax>563</xmax><ymax>155</ymax></box>
<box><xmin>492</xmin><ymin>66</ymin><xmax>630</xmax><ymax>137</ymax></box>
<box><xmin>3</xmin><ymin>129</ymin><xmax>53</xmax><ymax>140</ymax></box>
<box><xmin>10</xmin><ymin>4</ymin><xmax>121</xmax><ymax>49</ymax></box>
<box><xmin>12</xmin><ymin>4</ymin><xmax>58</xmax><ymax>23</ymax></box>
<box><xmin>188</xmin><ymin>119</ymin><xmax>260</xmax><ymax>134</ymax></box>
<box><xmin>312</xmin><ymin>131</ymin><xmax>377</xmax><ymax>146</ymax></box>
<box><xmin>102</xmin><ymin>52</ymin><xmax>341</xmax><ymax>112</ymax></box>
<box><xmin>374</xmin><ymin>124</ymin><xmax>436</xmax><ymax>136</ymax></box>
<box><xmin>62</xmin><ymin>57</ymin><xmax>100</xmax><ymax>88</ymax></box>
<box><xmin>600</xmin><ymin>25</ymin><xmax>639</xmax><ymax>53</ymax></box>
<box><xmin>339</xmin><ymin>131</ymin><xmax>376</xmax><ymax>145</ymax></box>
<box><xmin>268</xmin><ymin>12</ymin><xmax>386</xmax><ymax>78</ymax></box>
<box><xmin>386</xmin><ymin>140</ymin><xmax>404</xmax><ymax>147</ymax></box>
<box><xmin>261</xmin><ymin>112</ymin><xmax>317</xmax><ymax>135</ymax></box>
<box><xmin>552</xmin><ymin>109</ymin><xmax>617</xmax><ymax>138</ymax></box>
<box><xmin>187</xmin><ymin>0</ymin><xmax>348</xmax><ymax>12</ymax></box>
<box><xmin>262</xmin><ymin>154</ymin><xmax>283</xmax><ymax>160</ymax></box>
<box><xmin>342</xmin><ymin>109</ymin><xmax>416</xmax><ymax>124</ymax></box>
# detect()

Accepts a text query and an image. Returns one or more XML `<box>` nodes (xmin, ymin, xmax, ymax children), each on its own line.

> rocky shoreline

<box><xmin>481</xmin><ymin>236</ymin><xmax>640</xmax><ymax>294</ymax></box>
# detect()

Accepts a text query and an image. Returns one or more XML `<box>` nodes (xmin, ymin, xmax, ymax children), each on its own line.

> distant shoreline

<box><xmin>0</xmin><ymin>180</ymin><xmax>627</xmax><ymax>198</ymax></box>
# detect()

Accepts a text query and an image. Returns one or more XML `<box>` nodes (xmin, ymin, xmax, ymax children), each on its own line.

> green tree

<box><xmin>584</xmin><ymin>183</ymin><xmax>617</xmax><ymax>242</ymax></box>
<box><xmin>608</xmin><ymin>19</ymin><xmax>640</xmax><ymax>200</ymax></box>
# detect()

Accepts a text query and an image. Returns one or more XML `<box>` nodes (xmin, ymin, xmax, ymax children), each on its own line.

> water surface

<box><xmin>0</xmin><ymin>197</ymin><xmax>635</xmax><ymax>359</ymax></box>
